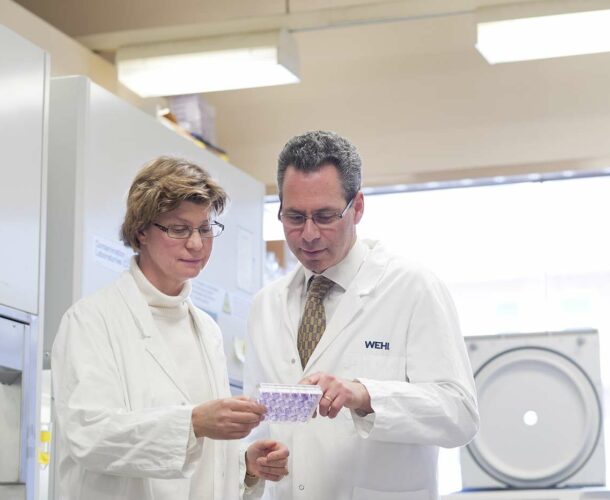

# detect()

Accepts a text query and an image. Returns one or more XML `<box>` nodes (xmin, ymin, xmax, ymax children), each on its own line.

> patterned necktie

<box><xmin>297</xmin><ymin>275</ymin><xmax>334</xmax><ymax>368</ymax></box>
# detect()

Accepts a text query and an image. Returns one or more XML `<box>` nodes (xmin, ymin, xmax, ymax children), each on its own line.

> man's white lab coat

<box><xmin>52</xmin><ymin>271</ymin><xmax>247</xmax><ymax>500</ymax></box>
<box><xmin>245</xmin><ymin>239</ymin><xmax>479</xmax><ymax>500</ymax></box>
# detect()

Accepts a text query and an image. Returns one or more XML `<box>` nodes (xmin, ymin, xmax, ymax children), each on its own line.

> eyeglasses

<box><xmin>278</xmin><ymin>197</ymin><xmax>354</xmax><ymax>228</ymax></box>
<box><xmin>153</xmin><ymin>221</ymin><xmax>224</xmax><ymax>239</ymax></box>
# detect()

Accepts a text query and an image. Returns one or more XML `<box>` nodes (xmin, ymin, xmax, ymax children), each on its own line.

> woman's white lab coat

<box><xmin>52</xmin><ymin>271</ymin><xmax>247</xmax><ymax>500</ymax></box>
<box><xmin>245</xmin><ymin>239</ymin><xmax>479</xmax><ymax>500</ymax></box>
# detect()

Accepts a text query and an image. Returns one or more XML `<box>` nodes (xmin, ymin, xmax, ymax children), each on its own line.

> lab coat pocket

<box><xmin>352</xmin><ymin>486</ymin><xmax>430</xmax><ymax>500</ymax></box>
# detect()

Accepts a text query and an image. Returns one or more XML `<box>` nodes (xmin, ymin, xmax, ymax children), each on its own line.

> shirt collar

<box><xmin>302</xmin><ymin>238</ymin><xmax>368</xmax><ymax>292</ymax></box>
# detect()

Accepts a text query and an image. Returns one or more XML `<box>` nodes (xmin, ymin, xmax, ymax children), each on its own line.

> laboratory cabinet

<box><xmin>0</xmin><ymin>25</ymin><xmax>48</xmax><ymax>500</ymax></box>
<box><xmin>45</xmin><ymin>76</ymin><xmax>265</xmax><ymax>393</ymax></box>
<box><xmin>0</xmin><ymin>25</ymin><xmax>48</xmax><ymax>315</ymax></box>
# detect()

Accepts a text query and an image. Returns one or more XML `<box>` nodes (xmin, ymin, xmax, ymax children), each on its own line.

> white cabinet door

<box><xmin>0</xmin><ymin>26</ymin><xmax>47</xmax><ymax>314</ymax></box>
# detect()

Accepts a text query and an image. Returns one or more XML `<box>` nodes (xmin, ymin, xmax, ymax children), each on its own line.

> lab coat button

<box><xmin>291</xmin><ymin>358</ymin><xmax>296</xmax><ymax>364</ymax></box>
<box><xmin>298</xmin><ymin>484</ymin><xmax>304</xmax><ymax>491</ymax></box>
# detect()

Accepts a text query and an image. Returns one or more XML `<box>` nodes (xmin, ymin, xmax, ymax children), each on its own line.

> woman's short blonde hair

<box><xmin>120</xmin><ymin>156</ymin><xmax>228</xmax><ymax>251</ymax></box>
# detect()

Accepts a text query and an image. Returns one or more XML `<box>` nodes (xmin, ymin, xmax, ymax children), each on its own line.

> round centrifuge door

<box><xmin>466</xmin><ymin>346</ymin><xmax>602</xmax><ymax>488</ymax></box>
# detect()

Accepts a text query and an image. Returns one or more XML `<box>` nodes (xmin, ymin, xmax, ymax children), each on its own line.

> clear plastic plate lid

<box><xmin>257</xmin><ymin>383</ymin><xmax>322</xmax><ymax>423</ymax></box>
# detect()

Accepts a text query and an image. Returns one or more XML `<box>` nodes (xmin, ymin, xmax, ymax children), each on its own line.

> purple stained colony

<box><xmin>258</xmin><ymin>390</ymin><xmax>320</xmax><ymax>422</ymax></box>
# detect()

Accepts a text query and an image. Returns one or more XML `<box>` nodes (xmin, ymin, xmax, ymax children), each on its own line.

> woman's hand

<box><xmin>245</xmin><ymin>440</ymin><xmax>290</xmax><ymax>482</ymax></box>
<box><xmin>192</xmin><ymin>396</ymin><xmax>266</xmax><ymax>439</ymax></box>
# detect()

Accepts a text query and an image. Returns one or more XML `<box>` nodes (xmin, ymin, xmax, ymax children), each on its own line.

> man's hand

<box><xmin>299</xmin><ymin>372</ymin><xmax>373</xmax><ymax>418</ymax></box>
<box><xmin>245</xmin><ymin>440</ymin><xmax>290</xmax><ymax>482</ymax></box>
<box><xmin>192</xmin><ymin>396</ymin><xmax>266</xmax><ymax>439</ymax></box>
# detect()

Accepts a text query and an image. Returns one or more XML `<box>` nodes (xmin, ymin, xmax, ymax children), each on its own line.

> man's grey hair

<box><xmin>277</xmin><ymin>130</ymin><xmax>362</xmax><ymax>202</ymax></box>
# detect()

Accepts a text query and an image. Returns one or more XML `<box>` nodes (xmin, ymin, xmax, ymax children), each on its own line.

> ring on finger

<box><xmin>322</xmin><ymin>394</ymin><xmax>334</xmax><ymax>403</ymax></box>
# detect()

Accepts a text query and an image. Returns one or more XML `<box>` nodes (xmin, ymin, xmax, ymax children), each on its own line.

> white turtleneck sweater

<box><xmin>131</xmin><ymin>259</ymin><xmax>215</xmax><ymax>500</ymax></box>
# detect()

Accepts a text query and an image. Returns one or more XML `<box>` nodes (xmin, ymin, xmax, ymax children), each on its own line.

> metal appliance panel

<box><xmin>0</xmin><ymin>485</ymin><xmax>26</xmax><ymax>500</ymax></box>
<box><xmin>0</xmin><ymin>316</ymin><xmax>25</xmax><ymax>483</ymax></box>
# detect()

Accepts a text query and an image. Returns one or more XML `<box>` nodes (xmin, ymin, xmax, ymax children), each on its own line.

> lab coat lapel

<box><xmin>304</xmin><ymin>243</ymin><xmax>389</xmax><ymax>372</ymax></box>
<box><xmin>115</xmin><ymin>273</ymin><xmax>191</xmax><ymax>402</ymax></box>
<box><xmin>187</xmin><ymin>301</ymin><xmax>224</xmax><ymax>399</ymax></box>
<box><xmin>279</xmin><ymin>266</ymin><xmax>304</xmax><ymax>343</ymax></box>
<box><xmin>303</xmin><ymin>286</ymin><xmax>364</xmax><ymax>371</ymax></box>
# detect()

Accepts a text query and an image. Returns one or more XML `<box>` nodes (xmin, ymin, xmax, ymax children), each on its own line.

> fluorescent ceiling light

<box><xmin>476</xmin><ymin>1</ymin><xmax>610</xmax><ymax>64</ymax></box>
<box><xmin>117</xmin><ymin>30</ymin><xmax>299</xmax><ymax>97</ymax></box>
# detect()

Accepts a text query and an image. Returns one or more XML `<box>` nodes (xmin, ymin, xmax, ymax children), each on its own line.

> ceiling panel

<box><xmin>289</xmin><ymin>0</ymin><xmax>396</xmax><ymax>12</ymax></box>
<box><xmin>13</xmin><ymin>0</ymin><xmax>287</xmax><ymax>37</ymax></box>
<box><xmin>204</xmin><ymin>14</ymin><xmax>610</xmax><ymax>190</ymax></box>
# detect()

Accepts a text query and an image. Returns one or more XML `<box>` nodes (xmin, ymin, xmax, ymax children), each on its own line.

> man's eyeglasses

<box><xmin>153</xmin><ymin>221</ymin><xmax>224</xmax><ymax>239</ymax></box>
<box><xmin>278</xmin><ymin>197</ymin><xmax>354</xmax><ymax>228</ymax></box>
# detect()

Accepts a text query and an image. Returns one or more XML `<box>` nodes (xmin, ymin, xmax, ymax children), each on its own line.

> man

<box><xmin>245</xmin><ymin>131</ymin><xmax>479</xmax><ymax>500</ymax></box>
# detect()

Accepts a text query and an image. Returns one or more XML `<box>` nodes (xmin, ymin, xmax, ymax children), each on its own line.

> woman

<box><xmin>52</xmin><ymin>157</ymin><xmax>288</xmax><ymax>500</ymax></box>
